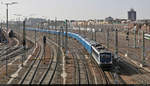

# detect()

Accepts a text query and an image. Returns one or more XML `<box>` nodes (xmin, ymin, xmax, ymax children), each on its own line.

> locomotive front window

<box><xmin>100</xmin><ymin>53</ymin><xmax>111</xmax><ymax>58</ymax></box>
<box><xmin>100</xmin><ymin>53</ymin><xmax>112</xmax><ymax>63</ymax></box>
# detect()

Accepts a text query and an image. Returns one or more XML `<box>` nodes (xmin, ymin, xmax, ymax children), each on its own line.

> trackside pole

<box><xmin>43</xmin><ymin>36</ymin><xmax>46</xmax><ymax>62</ymax></box>
<box><xmin>142</xmin><ymin>31</ymin><xmax>145</xmax><ymax>67</ymax></box>
<box><xmin>114</xmin><ymin>28</ymin><xmax>118</xmax><ymax>59</ymax></box>
<box><xmin>95</xmin><ymin>29</ymin><xmax>97</xmax><ymax>41</ymax></box>
<box><xmin>127</xmin><ymin>28</ymin><xmax>129</xmax><ymax>47</ymax></box>
<box><xmin>106</xmin><ymin>29</ymin><xmax>109</xmax><ymax>48</ymax></box>
<box><xmin>55</xmin><ymin>18</ymin><xmax>57</xmax><ymax>44</ymax></box>
<box><xmin>35</xmin><ymin>28</ymin><xmax>36</xmax><ymax>44</ymax></box>
<box><xmin>5</xmin><ymin>56</ymin><xmax>8</xmax><ymax>76</ymax></box>
<box><xmin>134</xmin><ymin>26</ymin><xmax>137</xmax><ymax>48</ymax></box>
<box><xmin>22</xmin><ymin>20</ymin><xmax>26</xmax><ymax>67</ymax></box>
<box><xmin>62</xmin><ymin>26</ymin><xmax>64</xmax><ymax>48</ymax></box>
<box><xmin>114</xmin><ymin>28</ymin><xmax>119</xmax><ymax>84</ymax></box>
<box><xmin>78</xmin><ymin>26</ymin><xmax>80</xmax><ymax>35</ymax></box>
<box><xmin>65</xmin><ymin>20</ymin><xmax>68</xmax><ymax>55</ymax></box>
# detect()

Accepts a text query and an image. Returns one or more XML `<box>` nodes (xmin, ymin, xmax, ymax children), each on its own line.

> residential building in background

<box><xmin>128</xmin><ymin>8</ymin><xmax>136</xmax><ymax>21</ymax></box>
<box><xmin>105</xmin><ymin>16</ymin><xmax>113</xmax><ymax>23</ymax></box>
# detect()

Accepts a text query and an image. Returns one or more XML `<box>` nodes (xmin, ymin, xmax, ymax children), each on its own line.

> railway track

<box><xmin>68</xmin><ymin>37</ymin><xmax>115</xmax><ymax>84</ymax></box>
<box><xmin>0</xmin><ymin>33</ymin><xmax>23</xmax><ymax>68</ymax></box>
<box><xmin>68</xmin><ymin>38</ymin><xmax>90</xmax><ymax>84</ymax></box>
<box><xmin>17</xmin><ymin>30</ymin><xmax>60</xmax><ymax>84</ymax></box>
<box><xmin>88</xmin><ymin>50</ymin><xmax>114</xmax><ymax>84</ymax></box>
<box><xmin>74</xmin><ymin>38</ymin><xmax>116</xmax><ymax>84</ymax></box>
<box><xmin>72</xmin><ymin>50</ymin><xmax>81</xmax><ymax>84</ymax></box>
<box><xmin>19</xmin><ymin>43</ymin><xmax>42</xmax><ymax>84</ymax></box>
<box><xmin>40</xmin><ymin>38</ymin><xmax>58</xmax><ymax>84</ymax></box>
<box><xmin>83</xmin><ymin>27</ymin><xmax>150</xmax><ymax>84</ymax></box>
<box><xmin>47</xmin><ymin>30</ymin><xmax>115</xmax><ymax>84</ymax></box>
<box><xmin>39</xmin><ymin>45</ymin><xmax>55</xmax><ymax>84</ymax></box>
<box><xmin>0</xmin><ymin>29</ymin><xmax>37</xmax><ymax>84</ymax></box>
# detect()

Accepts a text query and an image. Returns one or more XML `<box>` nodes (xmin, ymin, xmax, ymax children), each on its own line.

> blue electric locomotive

<box><xmin>25</xmin><ymin>27</ymin><xmax>113</xmax><ymax>68</ymax></box>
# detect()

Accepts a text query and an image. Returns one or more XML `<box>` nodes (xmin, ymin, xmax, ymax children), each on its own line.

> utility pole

<box><xmin>60</xmin><ymin>26</ymin><xmax>63</xmax><ymax>47</ymax></box>
<box><xmin>114</xmin><ymin>28</ymin><xmax>118</xmax><ymax>59</ymax></box>
<box><xmin>91</xmin><ymin>23</ymin><xmax>93</xmax><ymax>40</ymax></box>
<box><xmin>114</xmin><ymin>28</ymin><xmax>119</xmax><ymax>84</ymax></box>
<box><xmin>92</xmin><ymin>28</ymin><xmax>94</xmax><ymax>40</ymax></box>
<box><xmin>134</xmin><ymin>26</ymin><xmax>137</xmax><ymax>48</ymax></box>
<box><xmin>142</xmin><ymin>31</ymin><xmax>145</xmax><ymax>67</ymax></box>
<box><xmin>48</xmin><ymin>19</ymin><xmax>50</xmax><ymax>39</ymax></box>
<box><xmin>6</xmin><ymin>4</ymin><xmax>8</xmax><ymax>31</ymax></box>
<box><xmin>34</xmin><ymin>24</ymin><xmax>38</xmax><ymax>44</ymax></box>
<box><xmin>41</xmin><ymin>22</ymin><xmax>44</xmax><ymax>36</ymax></box>
<box><xmin>58</xmin><ymin>28</ymin><xmax>61</xmax><ymax>46</ymax></box>
<box><xmin>84</xmin><ymin>21</ymin><xmax>86</xmax><ymax>36</ymax></box>
<box><xmin>94</xmin><ymin>22</ymin><xmax>96</xmax><ymax>41</ymax></box>
<box><xmin>79</xmin><ymin>26</ymin><xmax>80</xmax><ymax>35</ymax></box>
<box><xmin>95</xmin><ymin>29</ymin><xmax>97</xmax><ymax>41</ymax></box>
<box><xmin>137</xmin><ymin>29</ymin><xmax>140</xmax><ymax>47</ymax></box>
<box><xmin>62</xmin><ymin>26</ymin><xmax>65</xmax><ymax>48</ymax></box>
<box><xmin>1</xmin><ymin>21</ymin><xmax>2</xmax><ymax>29</ymax></box>
<box><xmin>55</xmin><ymin>18</ymin><xmax>57</xmax><ymax>43</ymax></box>
<box><xmin>106</xmin><ymin>29</ymin><xmax>109</xmax><ymax>48</ymax></box>
<box><xmin>5</xmin><ymin>55</ymin><xmax>8</xmax><ymax>76</ymax></box>
<box><xmin>1</xmin><ymin>2</ymin><xmax>18</xmax><ymax>31</ymax></box>
<box><xmin>86</xmin><ymin>22</ymin><xmax>88</xmax><ymax>37</ymax></box>
<box><xmin>0</xmin><ymin>21</ymin><xmax>2</xmax><ymax>42</ymax></box>
<box><xmin>65</xmin><ymin>20</ymin><xmax>68</xmax><ymax>55</ymax></box>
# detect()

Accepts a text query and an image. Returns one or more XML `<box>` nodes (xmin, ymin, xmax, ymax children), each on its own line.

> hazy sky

<box><xmin>0</xmin><ymin>0</ymin><xmax>150</xmax><ymax>20</ymax></box>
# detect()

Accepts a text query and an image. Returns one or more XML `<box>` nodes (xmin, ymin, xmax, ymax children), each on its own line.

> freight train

<box><xmin>19</xmin><ymin>27</ymin><xmax>114</xmax><ymax>68</ymax></box>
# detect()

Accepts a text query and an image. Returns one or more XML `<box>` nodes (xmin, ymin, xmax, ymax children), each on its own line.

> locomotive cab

<box><xmin>100</xmin><ymin>52</ymin><xmax>113</xmax><ymax>69</ymax></box>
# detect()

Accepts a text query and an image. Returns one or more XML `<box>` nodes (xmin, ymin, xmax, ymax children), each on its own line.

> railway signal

<box><xmin>22</xmin><ymin>20</ymin><xmax>26</xmax><ymax>67</ymax></box>
<box><xmin>43</xmin><ymin>36</ymin><xmax>46</xmax><ymax>44</ymax></box>
<box><xmin>23</xmin><ymin>20</ymin><xmax>26</xmax><ymax>49</ymax></box>
<box><xmin>43</xmin><ymin>36</ymin><xmax>46</xmax><ymax>62</ymax></box>
<box><xmin>126</xmin><ymin>30</ymin><xmax>129</xmax><ymax>40</ymax></box>
<box><xmin>126</xmin><ymin>28</ymin><xmax>130</xmax><ymax>47</ymax></box>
